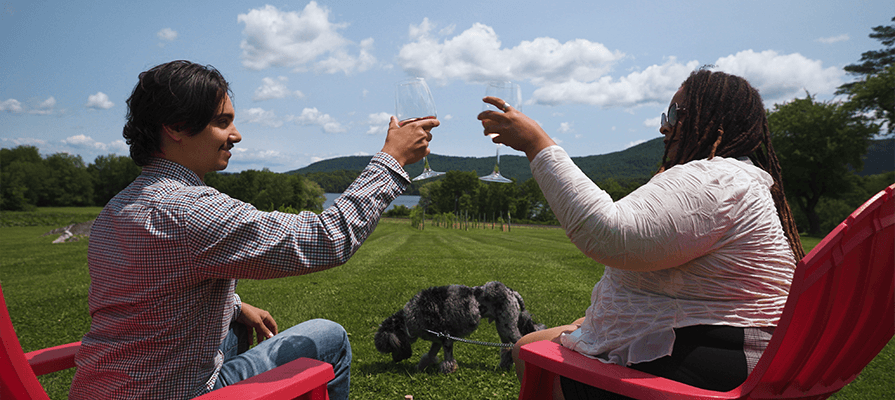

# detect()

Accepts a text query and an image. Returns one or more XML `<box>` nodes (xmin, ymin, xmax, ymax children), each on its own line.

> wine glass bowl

<box><xmin>396</xmin><ymin>78</ymin><xmax>443</xmax><ymax>181</ymax></box>
<box><xmin>480</xmin><ymin>81</ymin><xmax>520</xmax><ymax>183</ymax></box>
<box><xmin>395</xmin><ymin>78</ymin><xmax>444</xmax><ymax>181</ymax></box>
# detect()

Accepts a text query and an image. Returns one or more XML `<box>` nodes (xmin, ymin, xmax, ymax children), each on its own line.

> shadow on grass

<box><xmin>356</xmin><ymin>357</ymin><xmax>508</xmax><ymax>375</ymax></box>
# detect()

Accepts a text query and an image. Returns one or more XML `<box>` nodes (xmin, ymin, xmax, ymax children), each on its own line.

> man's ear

<box><xmin>162</xmin><ymin>124</ymin><xmax>186</xmax><ymax>143</ymax></box>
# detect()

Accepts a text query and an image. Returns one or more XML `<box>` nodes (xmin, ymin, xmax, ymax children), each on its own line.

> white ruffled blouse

<box><xmin>530</xmin><ymin>145</ymin><xmax>795</xmax><ymax>366</ymax></box>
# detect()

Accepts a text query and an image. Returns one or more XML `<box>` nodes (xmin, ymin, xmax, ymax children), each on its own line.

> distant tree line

<box><xmin>301</xmin><ymin>170</ymin><xmax>362</xmax><ymax>193</ymax></box>
<box><xmin>1</xmin><ymin>146</ymin><xmax>140</xmax><ymax>211</ymax></box>
<box><xmin>205</xmin><ymin>170</ymin><xmax>325</xmax><ymax>212</ymax></box>
<box><xmin>392</xmin><ymin>170</ymin><xmax>647</xmax><ymax>225</ymax></box>
<box><xmin>0</xmin><ymin>146</ymin><xmax>325</xmax><ymax>213</ymax></box>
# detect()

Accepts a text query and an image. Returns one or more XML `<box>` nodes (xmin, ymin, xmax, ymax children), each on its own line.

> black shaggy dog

<box><xmin>374</xmin><ymin>281</ymin><xmax>544</xmax><ymax>373</ymax></box>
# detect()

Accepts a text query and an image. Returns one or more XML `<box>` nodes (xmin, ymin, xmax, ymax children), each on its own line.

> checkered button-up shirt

<box><xmin>70</xmin><ymin>154</ymin><xmax>409</xmax><ymax>400</ymax></box>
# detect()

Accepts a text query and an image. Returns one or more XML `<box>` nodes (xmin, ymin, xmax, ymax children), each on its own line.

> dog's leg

<box><xmin>499</xmin><ymin>347</ymin><xmax>514</xmax><ymax>370</ymax></box>
<box><xmin>417</xmin><ymin>341</ymin><xmax>442</xmax><ymax>371</ymax></box>
<box><xmin>439</xmin><ymin>340</ymin><xmax>459</xmax><ymax>374</ymax></box>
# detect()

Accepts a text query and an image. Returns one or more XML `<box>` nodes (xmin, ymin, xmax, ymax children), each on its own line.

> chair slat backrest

<box><xmin>0</xmin><ymin>285</ymin><xmax>53</xmax><ymax>400</ymax></box>
<box><xmin>745</xmin><ymin>184</ymin><xmax>894</xmax><ymax>399</ymax></box>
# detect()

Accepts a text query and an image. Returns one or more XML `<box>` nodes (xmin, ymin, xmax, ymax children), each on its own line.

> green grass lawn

<box><xmin>1</xmin><ymin>216</ymin><xmax>892</xmax><ymax>399</ymax></box>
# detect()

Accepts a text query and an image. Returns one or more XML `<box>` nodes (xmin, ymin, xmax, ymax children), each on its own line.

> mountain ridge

<box><xmin>288</xmin><ymin>137</ymin><xmax>894</xmax><ymax>183</ymax></box>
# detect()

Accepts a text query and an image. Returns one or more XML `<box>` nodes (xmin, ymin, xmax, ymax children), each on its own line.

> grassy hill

<box><xmin>290</xmin><ymin>137</ymin><xmax>666</xmax><ymax>184</ymax></box>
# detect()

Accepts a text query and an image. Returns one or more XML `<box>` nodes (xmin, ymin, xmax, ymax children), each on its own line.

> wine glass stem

<box><xmin>493</xmin><ymin>146</ymin><xmax>501</xmax><ymax>173</ymax></box>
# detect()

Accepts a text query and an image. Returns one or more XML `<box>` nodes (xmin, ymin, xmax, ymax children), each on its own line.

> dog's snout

<box><xmin>393</xmin><ymin>350</ymin><xmax>411</xmax><ymax>362</ymax></box>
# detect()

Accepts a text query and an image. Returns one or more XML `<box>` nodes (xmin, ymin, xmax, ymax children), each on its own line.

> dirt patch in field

<box><xmin>42</xmin><ymin>220</ymin><xmax>94</xmax><ymax>243</ymax></box>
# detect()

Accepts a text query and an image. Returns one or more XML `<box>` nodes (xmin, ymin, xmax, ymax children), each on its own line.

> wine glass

<box><xmin>479</xmin><ymin>81</ymin><xmax>520</xmax><ymax>183</ymax></box>
<box><xmin>395</xmin><ymin>77</ymin><xmax>443</xmax><ymax>181</ymax></box>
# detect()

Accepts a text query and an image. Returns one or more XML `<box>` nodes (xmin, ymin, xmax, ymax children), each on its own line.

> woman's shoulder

<box><xmin>662</xmin><ymin>157</ymin><xmax>772</xmax><ymax>187</ymax></box>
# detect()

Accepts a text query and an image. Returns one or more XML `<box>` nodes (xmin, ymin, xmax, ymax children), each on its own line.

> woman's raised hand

<box><xmin>477</xmin><ymin>96</ymin><xmax>555</xmax><ymax>161</ymax></box>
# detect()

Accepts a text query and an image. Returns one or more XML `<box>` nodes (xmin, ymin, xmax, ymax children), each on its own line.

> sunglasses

<box><xmin>661</xmin><ymin>103</ymin><xmax>684</xmax><ymax>129</ymax></box>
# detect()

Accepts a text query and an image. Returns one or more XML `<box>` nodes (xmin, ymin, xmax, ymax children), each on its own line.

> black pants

<box><xmin>561</xmin><ymin>325</ymin><xmax>749</xmax><ymax>399</ymax></box>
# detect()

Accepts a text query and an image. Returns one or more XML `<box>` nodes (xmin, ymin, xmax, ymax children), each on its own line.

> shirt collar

<box><xmin>143</xmin><ymin>157</ymin><xmax>205</xmax><ymax>187</ymax></box>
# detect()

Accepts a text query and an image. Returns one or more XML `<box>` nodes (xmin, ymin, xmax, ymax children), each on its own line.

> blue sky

<box><xmin>1</xmin><ymin>0</ymin><xmax>890</xmax><ymax>173</ymax></box>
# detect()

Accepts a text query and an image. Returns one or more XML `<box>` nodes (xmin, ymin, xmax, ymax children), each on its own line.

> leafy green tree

<box><xmin>43</xmin><ymin>153</ymin><xmax>94</xmax><ymax>206</ymax></box>
<box><xmin>89</xmin><ymin>154</ymin><xmax>141</xmax><ymax>206</ymax></box>
<box><xmin>836</xmin><ymin>17</ymin><xmax>894</xmax><ymax>136</ymax></box>
<box><xmin>597</xmin><ymin>178</ymin><xmax>627</xmax><ymax>201</ymax></box>
<box><xmin>301</xmin><ymin>170</ymin><xmax>361</xmax><ymax>193</ymax></box>
<box><xmin>384</xmin><ymin>204</ymin><xmax>412</xmax><ymax>218</ymax></box>
<box><xmin>206</xmin><ymin>169</ymin><xmax>324</xmax><ymax>212</ymax></box>
<box><xmin>252</xmin><ymin>171</ymin><xmax>294</xmax><ymax>211</ymax></box>
<box><xmin>428</xmin><ymin>171</ymin><xmax>481</xmax><ymax>214</ymax></box>
<box><xmin>478</xmin><ymin>180</ymin><xmax>519</xmax><ymax>220</ymax></box>
<box><xmin>289</xmin><ymin>173</ymin><xmax>325</xmax><ymax>211</ymax></box>
<box><xmin>1</xmin><ymin>146</ymin><xmax>46</xmax><ymax>210</ymax></box>
<box><xmin>1</xmin><ymin>164</ymin><xmax>33</xmax><ymax>211</ymax></box>
<box><xmin>1</xmin><ymin>146</ymin><xmax>42</xmax><ymax>169</ymax></box>
<box><xmin>768</xmin><ymin>93</ymin><xmax>878</xmax><ymax>235</ymax></box>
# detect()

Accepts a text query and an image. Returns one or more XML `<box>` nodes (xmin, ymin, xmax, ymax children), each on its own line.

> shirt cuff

<box><xmin>371</xmin><ymin>152</ymin><xmax>412</xmax><ymax>185</ymax></box>
<box><xmin>231</xmin><ymin>293</ymin><xmax>242</xmax><ymax>322</ymax></box>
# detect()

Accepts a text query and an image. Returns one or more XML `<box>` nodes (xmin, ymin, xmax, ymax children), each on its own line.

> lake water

<box><xmin>323</xmin><ymin>193</ymin><xmax>421</xmax><ymax>211</ymax></box>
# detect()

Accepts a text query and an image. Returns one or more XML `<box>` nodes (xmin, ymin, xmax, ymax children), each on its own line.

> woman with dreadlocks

<box><xmin>478</xmin><ymin>70</ymin><xmax>804</xmax><ymax>399</ymax></box>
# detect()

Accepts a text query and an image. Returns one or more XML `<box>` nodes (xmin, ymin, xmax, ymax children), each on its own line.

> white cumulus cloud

<box><xmin>626</xmin><ymin>139</ymin><xmax>648</xmax><ymax>149</ymax></box>
<box><xmin>365</xmin><ymin>112</ymin><xmax>391</xmax><ymax>135</ymax></box>
<box><xmin>713</xmin><ymin>50</ymin><xmax>844</xmax><ymax>104</ymax></box>
<box><xmin>1</xmin><ymin>137</ymin><xmax>46</xmax><ymax>146</ymax></box>
<box><xmin>557</xmin><ymin>122</ymin><xmax>574</xmax><ymax>133</ymax></box>
<box><xmin>0</xmin><ymin>99</ymin><xmax>23</xmax><ymax>113</ymax></box>
<box><xmin>29</xmin><ymin>97</ymin><xmax>57</xmax><ymax>115</ymax></box>
<box><xmin>644</xmin><ymin>116</ymin><xmax>661</xmax><ymax>128</ymax></box>
<box><xmin>1</xmin><ymin>97</ymin><xmax>64</xmax><ymax>115</ymax></box>
<box><xmin>229</xmin><ymin>147</ymin><xmax>288</xmax><ymax>168</ymax></box>
<box><xmin>289</xmin><ymin>107</ymin><xmax>346</xmax><ymax>133</ymax></box>
<box><xmin>238</xmin><ymin>3</ymin><xmax>376</xmax><ymax>74</ymax></box>
<box><xmin>817</xmin><ymin>34</ymin><xmax>849</xmax><ymax>44</ymax></box>
<box><xmin>63</xmin><ymin>134</ymin><xmax>110</xmax><ymax>151</ymax></box>
<box><xmin>531</xmin><ymin>58</ymin><xmax>700</xmax><ymax>108</ymax></box>
<box><xmin>157</xmin><ymin>28</ymin><xmax>178</xmax><ymax>41</ymax></box>
<box><xmin>242</xmin><ymin>107</ymin><xmax>284</xmax><ymax>128</ymax></box>
<box><xmin>253</xmin><ymin>77</ymin><xmax>304</xmax><ymax>101</ymax></box>
<box><xmin>396</xmin><ymin>21</ymin><xmax>843</xmax><ymax>110</ymax></box>
<box><xmin>85</xmin><ymin>92</ymin><xmax>114</xmax><ymax>109</ymax></box>
<box><xmin>398</xmin><ymin>20</ymin><xmax>624</xmax><ymax>85</ymax></box>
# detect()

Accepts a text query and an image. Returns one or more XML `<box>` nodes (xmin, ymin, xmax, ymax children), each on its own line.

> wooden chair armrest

<box><xmin>25</xmin><ymin>341</ymin><xmax>81</xmax><ymax>376</ymax></box>
<box><xmin>519</xmin><ymin>340</ymin><xmax>741</xmax><ymax>400</ymax></box>
<box><xmin>196</xmin><ymin>357</ymin><xmax>334</xmax><ymax>400</ymax></box>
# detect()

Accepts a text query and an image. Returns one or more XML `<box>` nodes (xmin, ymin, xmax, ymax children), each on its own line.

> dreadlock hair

<box><xmin>659</xmin><ymin>69</ymin><xmax>805</xmax><ymax>261</ymax></box>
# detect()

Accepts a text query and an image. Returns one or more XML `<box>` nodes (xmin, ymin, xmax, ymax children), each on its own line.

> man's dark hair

<box><xmin>123</xmin><ymin>60</ymin><xmax>232</xmax><ymax>166</ymax></box>
<box><xmin>660</xmin><ymin>69</ymin><xmax>805</xmax><ymax>261</ymax></box>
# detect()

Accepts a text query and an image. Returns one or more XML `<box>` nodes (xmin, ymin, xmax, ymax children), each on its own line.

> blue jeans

<box><xmin>212</xmin><ymin>319</ymin><xmax>352</xmax><ymax>400</ymax></box>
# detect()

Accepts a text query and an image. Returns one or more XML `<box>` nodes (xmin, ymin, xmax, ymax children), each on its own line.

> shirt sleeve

<box><xmin>530</xmin><ymin>146</ymin><xmax>741</xmax><ymax>271</ymax></box>
<box><xmin>230</xmin><ymin>292</ymin><xmax>242</xmax><ymax>322</ymax></box>
<box><xmin>185</xmin><ymin>152</ymin><xmax>410</xmax><ymax>279</ymax></box>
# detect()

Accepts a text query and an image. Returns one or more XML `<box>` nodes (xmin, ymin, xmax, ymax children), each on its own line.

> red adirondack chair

<box><xmin>519</xmin><ymin>183</ymin><xmax>895</xmax><ymax>400</ymax></box>
<box><xmin>0</xmin><ymin>284</ymin><xmax>334</xmax><ymax>400</ymax></box>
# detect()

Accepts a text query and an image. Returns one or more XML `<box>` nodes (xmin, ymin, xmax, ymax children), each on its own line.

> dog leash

<box><xmin>425</xmin><ymin>329</ymin><xmax>514</xmax><ymax>348</ymax></box>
